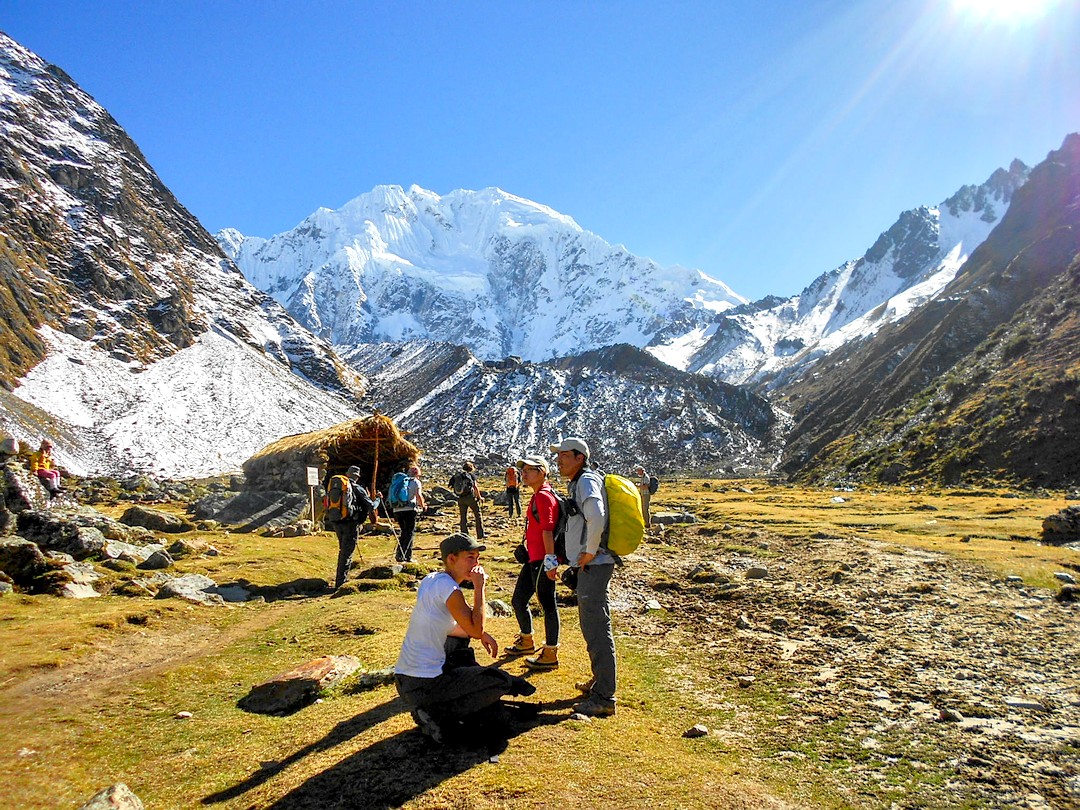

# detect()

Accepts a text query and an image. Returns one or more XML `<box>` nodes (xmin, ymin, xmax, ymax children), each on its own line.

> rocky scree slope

<box><xmin>0</xmin><ymin>33</ymin><xmax>365</xmax><ymax>476</ymax></box>
<box><xmin>346</xmin><ymin>341</ymin><xmax>782</xmax><ymax>474</ymax></box>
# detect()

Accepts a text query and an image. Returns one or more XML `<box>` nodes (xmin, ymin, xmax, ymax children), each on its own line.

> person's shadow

<box><xmin>203</xmin><ymin>695</ymin><xmax>577</xmax><ymax>809</ymax></box>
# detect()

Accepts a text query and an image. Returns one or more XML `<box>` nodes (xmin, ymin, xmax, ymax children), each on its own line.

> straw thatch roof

<box><xmin>242</xmin><ymin>414</ymin><xmax>421</xmax><ymax>494</ymax></box>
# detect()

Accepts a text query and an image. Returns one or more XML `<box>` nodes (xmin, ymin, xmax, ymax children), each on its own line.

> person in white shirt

<box><xmin>395</xmin><ymin>533</ymin><xmax>535</xmax><ymax>742</ymax></box>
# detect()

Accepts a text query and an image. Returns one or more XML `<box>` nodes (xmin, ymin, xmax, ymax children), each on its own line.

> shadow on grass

<box><xmin>203</xmin><ymin>696</ymin><xmax>573</xmax><ymax>809</ymax></box>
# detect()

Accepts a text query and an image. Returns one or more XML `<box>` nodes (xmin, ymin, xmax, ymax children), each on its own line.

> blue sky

<box><xmin>4</xmin><ymin>0</ymin><xmax>1078</xmax><ymax>300</ymax></box>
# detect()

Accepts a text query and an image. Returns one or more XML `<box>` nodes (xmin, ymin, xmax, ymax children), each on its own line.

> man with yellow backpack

<box><xmin>549</xmin><ymin>436</ymin><xmax>644</xmax><ymax>718</ymax></box>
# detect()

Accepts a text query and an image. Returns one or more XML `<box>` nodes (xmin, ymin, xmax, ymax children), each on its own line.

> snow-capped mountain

<box><xmin>653</xmin><ymin>163</ymin><xmax>1030</xmax><ymax>389</ymax></box>
<box><xmin>219</xmin><ymin>185</ymin><xmax>746</xmax><ymax>362</ymax></box>
<box><xmin>345</xmin><ymin>340</ymin><xmax>781</xmax><ymax>476</ymax></box>
<box><xmin>0</xmin><ymin>32</ymin><xmax>364</xmax><ymax>476</ymax></box>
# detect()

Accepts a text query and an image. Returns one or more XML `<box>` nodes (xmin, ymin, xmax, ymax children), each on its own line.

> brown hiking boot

<box><xmin>574</xmin><ymin>677</ymin><xmax>595</xmax><ymax>694</ymax></box>
<box><xmin>524</xmin><ymin>645</ymin><xmax>559</xmax><ymax>670</ymax></box>
<box><xmin>505</xmin><ymin>634</ymin><xmax>536</xmax><ymax>655</ymax></box>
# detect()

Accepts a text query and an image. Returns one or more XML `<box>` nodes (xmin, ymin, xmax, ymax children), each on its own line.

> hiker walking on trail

<box><xmin>504</xmin><ymin>462</ymin><xmax>522</xmax><ymax>519</ymax></box>
<box><xmin>450</xmin><ymin>461</ymin><xmax>485</xmax><ymax>539</ymax></box>
<box><xmin>395</xmin><ymin>533</ymin><xmax>535</xmax><ymax>743</ymax></box>
<box><xmin>30</xmin><ymin>439</ymin><xmax>62</xmax><ymax>499</ymax></box>
<box><xmin>324</xmin><ymin>465</ymin><xmax>375</xmax><ymax>589</ymax></box>
<box><xmin>506</xmin><ymin>455</ymin><xmax>562</xmax><ymax>670</ymax></box>
<box><xmin>634</xmin><ymin>464</ymin><xmax>652</xmax><ymax>527</ymax></box>
<box><xmin>551</xmin><ymin>436</ymin><xmax>617</xmax><ymax>717</ymax></box>
<box><xmin>391</xmin><ymin>465</ymin><xmax>425</xmax><ymax>563</ymax></box>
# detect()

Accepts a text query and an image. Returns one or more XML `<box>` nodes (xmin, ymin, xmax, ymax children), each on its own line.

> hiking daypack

<box><xmin>529</xmin><ymin>488</ymin><xmax>576</xmax><ymax>564</ymax></box>
<box><xmin>583</xmin><ymin>472</ymin><xmax>645</xmax><ymax>557</ymax></box>
<box><xmin>648</xmin><ymin>475</ymin><xmax>660</xmax><ymax>495</ymax></box>
<box><xmin>450</xmin><ymin>471</ymin><xmax>472</xmax><ymax>498</ymax></box>
<box><xmin>389</xmin><ymin>472</ymin><xmax>415</xmax><ymax>510</ymax></box>
<box><xmin>325</xmin><ymin>474</ymin><xmax>351</xmax><ymax>522</ymax></box>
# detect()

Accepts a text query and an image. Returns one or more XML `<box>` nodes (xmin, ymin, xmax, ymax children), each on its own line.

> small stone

<box><xmin>683</xmin><ymin>724</ymin><xmax>709</xmax><ymax>738</ymax></box>
<box><xmin>1005</xmin><ymin>575</ymin><xmax>1024</xmax><ymax>585</ymax></box>
<box><xmin>570</xmin><ymin>712</ymin><xmax>591</xmax><ymax>721</ymax></box>
<box><xmin>175</xmin><ymin>711</ymin><xmax>193</xmax><ymax>719</ymax></box>
<box><xmin>644</xmin><ymin>599</ymin><xmax>663</xmax><ymax>611</ymax></box>
<box><xmin>770</xmin><ymin>616</ymin><xmax>790</xmax><ymax>632</ymax></box>
<box><xmin>1053</xmin><ymin>572</ymin><xmax>1076</xmax><ymax>584</ymax></box>
<box><xmin>1005</xmin><ymin>697</ymin><xmax>1047</xmax><ymax>712</ymax></box>
<box><xmin>737</xmin><ymin>676</ymin><xmax>756</xmax><ymax>688</ymax></box>
<box><xmin>745</xmin><ymin>566</ymin><xmax>769</xmax><ymax>580</ymax></box>
<box><xmin>939</xmin><ymin>707</ymin><xmax>964</xmax><ymax>722</ymax></box>
<box><xmin>735</xmin><ymin>614</ymin><xmax>752</xmax><ymax>630</ymax></box>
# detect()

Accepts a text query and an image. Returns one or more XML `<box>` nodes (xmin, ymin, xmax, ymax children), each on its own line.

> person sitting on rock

<box><xmin>30</xmin><ymin>439</ymin><xmax>62</xmax><ymax>498</ymax></box>
<box><xmin>394</xmin><ymin>533</ymin><xmax>535</xmax><ymax>743</ymax></box>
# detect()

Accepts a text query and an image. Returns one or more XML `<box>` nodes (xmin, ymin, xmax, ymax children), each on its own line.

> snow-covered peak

<box><xmin>657</xmin><ymin>160</ymin><xmax>1031</xmax><ymax>388</ymax></box>
<box><xmin>220</xmin><ymin>185</ymin><xmax>745</xmax><ymax>361</ymax></box>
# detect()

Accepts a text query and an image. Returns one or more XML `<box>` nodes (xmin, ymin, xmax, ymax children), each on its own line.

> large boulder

<box><xmin>77</xmin><ymin>783</ymin><xmax>144</xmax><ymax>810</ymax></box>
<box><xmin>238</xmin><ymin>655</ymin><xmax>361</xmax><ymax>714</ymax></box>
<box><xmin>120</xmin><ymin>506</ymin><xmax>195</xmax><ymax>534</ymax></box>
<box><xmin>1</xmin><ymin>461</ymin><xmax>49</xmax><ymax>517</ymax></box>
<box><xmin>1042</xmin><ymin>505</ymin><xmax>1080</xmax><ymax>544</ymax></box>
<box><xmin>15</xmin><ymin>511</ymin><xmax>106</xmax><ymax>560</ymax></box>
<box><xmin>65</xmin><ymin>508</ymin><xmax>157</xmax><ymax>544</ymax></box>
<box><xmin>0</xmin><ymin>537</ymin><xmax>49</xmax><ymax>584</ymax></box>
<box><xmin>190</xmin><ymin>490</ymin><xmax>307</xmax><ymax>532</ymax></box>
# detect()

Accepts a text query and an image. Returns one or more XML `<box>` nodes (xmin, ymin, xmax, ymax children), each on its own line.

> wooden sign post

<box><xmin>306</xmin><ymin>465</ymin><xmax>320</xmax><ymax>527</ymax></box>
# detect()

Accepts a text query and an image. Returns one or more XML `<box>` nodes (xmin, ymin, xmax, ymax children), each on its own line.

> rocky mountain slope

<box><xmin>346</xmin><ymin>341</ymin><xmax>781</xmax><ymax>475</ymax></box>
<box><xmin>654</xmin><ymin>161</ymin><xmax>1030</xmax><ymax>389</ymax></box>
<box><xmin>0</xmin><ymin>32</ymin><xmax>365</xmax><ymax>476</ymax></box>
<box><xmin>779</xmin><ymin>134</ymin><xmax>1080</xmax><ymax>488</ymax></box>
<box><xmin>219</xmin><ymin>184</ymin><xmax>746</xmax><ymax>363</ymax></box>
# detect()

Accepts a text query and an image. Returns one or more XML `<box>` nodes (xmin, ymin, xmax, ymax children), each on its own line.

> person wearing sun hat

<box><xmin>395</xmin><ymin>533</ymin><xmax>536</xmax><ymax>743</ymax></box>
<box><xmin>549</xmin><ymin>436</ymin><xmax>617</xmax><ymax>717</ymax></box>
<box><xmin>505</xmin><ymin>454</ymin><xmax>561</xmax><ymax>670</ymax></box>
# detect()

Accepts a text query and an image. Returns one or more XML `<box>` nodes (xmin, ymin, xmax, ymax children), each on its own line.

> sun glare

<box><xmin>951</xmin><ymin>0</ymin><xmax>1061</xmax><ymax>24</ymax></box>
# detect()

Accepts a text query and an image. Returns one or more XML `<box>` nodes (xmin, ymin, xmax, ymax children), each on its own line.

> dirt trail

<box><xmin>0</xmin><ymin>608</ymin><xmax>278</xmax><ymax>716</ymax></box>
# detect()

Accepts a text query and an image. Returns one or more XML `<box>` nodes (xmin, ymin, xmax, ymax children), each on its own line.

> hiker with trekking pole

<box><xmin>389</xmin><ymin>464</ymin><xmax>425</xmax><ymax>563</ymax></box>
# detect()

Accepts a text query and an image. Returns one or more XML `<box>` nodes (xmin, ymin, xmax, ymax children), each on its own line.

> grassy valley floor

<box><xmin>1</xmin><ymin>480</ymin><xmax>1077</xmax><ymax>809</ymax></box>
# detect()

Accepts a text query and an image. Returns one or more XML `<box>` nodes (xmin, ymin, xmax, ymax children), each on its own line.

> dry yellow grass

<box><xmin>0</xmin><ymin>479</ymin><xmax>1075</xmax><ymax>808</ymax></box>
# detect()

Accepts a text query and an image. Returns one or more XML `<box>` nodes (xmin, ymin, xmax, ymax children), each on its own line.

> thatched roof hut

<box><xmin>242</xmin><ymin>414</ymin><xmax>421</xmax><ymax>495</ymax></box>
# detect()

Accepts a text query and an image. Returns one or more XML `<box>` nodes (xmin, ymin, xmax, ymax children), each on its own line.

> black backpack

<box><xmin>648</xmin><ymin>475</ymin><xmax>660</xmax><ymax>495</ymax></box>
<box><xmin>450</xmin><ymin>471</ymin><xmax>473</xmax><ymax>498</ymax></box>
<box><xmin>530</xmin><ymin>489</ymin><xmax>577</xmax><ymax>564</ymax></box>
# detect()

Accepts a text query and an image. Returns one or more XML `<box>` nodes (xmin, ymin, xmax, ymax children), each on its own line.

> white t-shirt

<box><xmin>395</xmin><ymin>571</ymin><xmax>460</xmax><ymax>678</ymax></box>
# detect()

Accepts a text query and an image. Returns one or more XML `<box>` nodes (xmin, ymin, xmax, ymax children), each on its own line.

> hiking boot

<box><xmin>524</xmin><ymin>645</ymin><xmax>559</xmax><ymax>670</ymax></box>
<box><xmin>507</xmin><ymin>676</ymin><xmax>537</xmax><ymax>696</ymax></box>
<box><xmin>574</xmin><ymin>677</ymin><xmax>595</xmax><ymax>695</ymax></box>
<box><xmin>412</xmin><ymin>708</ymin><xmax>444</xmax><ymax>743</ymax></box>
<box><xmin>505</xmin><ymin>634</ymin><xmax>536</xmax><ymax>655</ymax></box>
<box><xmin>573</xmin><ymin>695</ymin><xmax>616</xmax><ymax>718</ymax></box>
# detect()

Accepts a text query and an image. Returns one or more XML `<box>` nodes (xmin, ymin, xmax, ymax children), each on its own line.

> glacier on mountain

<box><xmin>219</xmin><ymin>185</ymin><xmax>746</xmax><ymax>362</ymax></box>
<box><xmin>661</xmin><ymin>162</ymin><xmax>1031</xmax><ymax>388</ymax></box>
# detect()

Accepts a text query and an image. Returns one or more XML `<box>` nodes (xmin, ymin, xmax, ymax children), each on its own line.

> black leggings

<box><xmin>511</xmin><ymin>560</ymin><xmax>560</xmax><ymax>646</ymax></box>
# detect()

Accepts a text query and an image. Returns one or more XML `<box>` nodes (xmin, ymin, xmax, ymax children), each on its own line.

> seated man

<box><xmin>394</xmin><ymin>533</ymin><xmax>535</xmax><ymax>743</ymax></box>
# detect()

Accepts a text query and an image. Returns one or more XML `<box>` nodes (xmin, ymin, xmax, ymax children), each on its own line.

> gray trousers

<box><xmin>577</xmin><ymin>562</ymin><xmax>616</xmax><ymax>703</ymax></box>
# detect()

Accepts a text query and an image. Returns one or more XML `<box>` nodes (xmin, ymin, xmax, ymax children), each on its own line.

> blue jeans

<box><xmin>577</xmin><ymin>562</ymin><xmax>616</xmax><ymax>703</ymax></box>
